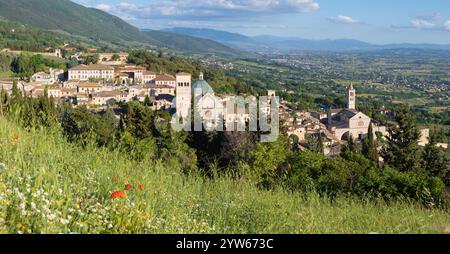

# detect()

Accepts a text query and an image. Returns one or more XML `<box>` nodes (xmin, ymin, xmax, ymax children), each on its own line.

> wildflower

<box><xmin>110</xmin><ymin>190</ymin><xmax>126</xmax><ymax>199</ymax></box>
<box><xmin>47</xmin><ymin>213</ymin><xmax>56</xmax><ymax>221</ymax></box>
<box><xmin>138</xmin><ymin>184</ymin><xmax>143</xmax><ymax>191</ymax></box>
<box><xmin>12</xmin><ymin>133</ymin><xmax>20</xmax><ymax>141</ymax></box>
<box><xmin>112</xmin><ymin>177</ymin><xmax>118</xmax><ymax>182</ymax></box>
<box><xmin>124</xmin><ymin>184</ymin><xmax>131</xmax><ymax>190</ymax></box>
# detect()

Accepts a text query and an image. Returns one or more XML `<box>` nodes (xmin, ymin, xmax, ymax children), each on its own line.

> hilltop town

<box><xmin>1</xmin><ymin>47</ymin><xmax>448</xmax><ymax>156</ymax></box>
<box><xmin>1</xmin><ymin>0</ymin><xmax>450</xmax><ymax>237</ymax></box>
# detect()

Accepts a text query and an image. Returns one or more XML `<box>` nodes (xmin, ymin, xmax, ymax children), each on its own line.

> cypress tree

<box><xmin>0</xmin><ymin>88</ymin><xmax>5</xmax><ymax>117</ymax></box>
<box><xmin>144</xmin><ymin>95</ymin><xmax>152</xmax><ymax>106</ymax></box>
<box><xmin>342</xmin><ymin>134</ymin><xmax>356</xmax><ymax>154</ymax></box>
<box><xmin>362</xmin><ymin>123</ymin><xmax>379</xmax><ymax>163</ymax></box>
<box><xmin>11</xmin><ymin>79</ymin><xmax>21</xmax><ymax>102</ymax></box>
<box><xmin>318</xmin><ymin>132</ymin><xmax>324</xmax><ymax>154</ymax></box>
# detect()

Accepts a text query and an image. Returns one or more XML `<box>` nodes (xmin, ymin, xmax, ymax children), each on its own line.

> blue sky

<box><xmin>73</xmin><ymin>0</ymin><xmax>450</xmax><ymax>44</ymax></box>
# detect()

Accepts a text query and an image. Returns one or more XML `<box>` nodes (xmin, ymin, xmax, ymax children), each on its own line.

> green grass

<box><xmin>0</xmin><ymin>118</ymin><xmax>449</xmax><ymax>234</ymax></box>
<box><xmin>0</xmin><ymin>70</ymin><xmax>12</xmax><ymax>79</ymax></box>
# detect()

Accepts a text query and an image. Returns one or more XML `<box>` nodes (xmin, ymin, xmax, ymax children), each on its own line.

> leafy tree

<box><xmin>143</xmin><ymin>95</ymin><xmax>152</xmax><ymax>106</ymax></box>
<box><xmin>422</xmin><ymin>131</ymin><xmax>449</xmax><ymax>180</ymax></box>
<box><xmin>219</xmin><ymin>131</ymin><xmax>258</xmax><ymax>171</ymax></box>
<box><xmin>285</xmin><ymin>150</ymin><xmax>325</xmax><ymax>192</ymax></box>
<box><xmin>68</xmin><ymin>57</ymin><xmax>78</xmax><ymax>69</ymax></box>
<box><xmin>307</xmin><ymin>133</ymin><xmax>324</xmax><ymax>154</ymax></box>
<box><xmin>317</xmin><ymin>157</ymin><xmax>364</xmax><ymax>196</ymax></box>
<box><xmin>0</xmin><ymin>53</ymin><xmax>13</xmax><ymax>72</ymax></box>
<box><xmin>289</xmin><ymin>134</ymin><xmax>300</xmax><ymax>152</ymax></box>
<box><xmin>122</xmin><ymin>101</ymin><xmax>154</xmax><ymax>140</ymax></box>
<box><xmin>382</xmin><ymin>106</ymin><xmax>423</xmax><ymax>172</ymax></box>
<box><xmin>249</xmin><ymin>135</ymin><xmax>291</xmax><ymax>188</ymax></box>
<box><xmin>111</xmin><ymin>54</ymin><xmax>120</xmax><ymax>61</ymax></box>
<box><xmin>84</xmin><ymin>54</ymin><xmax>99</xmax><ymax>65</ymax></box>
<box><xmin>11</xmin><ymin>54</ymin><xmax>66</xmax><ymax>79</ymax></box>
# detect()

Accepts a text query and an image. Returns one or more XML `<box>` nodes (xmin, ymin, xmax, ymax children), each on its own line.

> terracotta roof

<box><xmin>117</xmin><ymin>66</ymin><xmax>146</xmax><ymax>72</ymax></box>
<box><xmin>33</xmin><ymin>72</ymin><xmax>50</xmax><ymax>76</ymax></box>
<box><xmin>176</xmin><ymin>72</ymin><xmax>191</xmax><ymax>76</ymax></box>
<box><xmin>115</xmin><ymin>73</ymin><xmax>131</xmax><ymax>78</ymax></box>
<box><xmin>155</xmin><ymin>73</ymin><xmax>176</xmax><ymax>82</ymax></box>
<box><xmin>143</xmin><ymin>84</ymin><xmax>174</xmax><ymax>89</ymax></box>
<box><xmin>94</xmin><ymin>90</ymin><xmax>123</xmax><ymax>97</ymax></box>
<box><xmin>70</xmin><ymin>64</ymin><xmax>114</xmax><ymax>71</ymax></box>
<box><xmin>61</xmin><ymin>88</ymin><xmax>77</xmax><ymax>93</ymax></box>
<box><xmin>143</xmin><ymin>71</ymin><xmax>157</xmax><ymax>75</ymax></box>
<box><xmin>78</xmin><ymin>82</ymin><xmax>102</xmax><ymax>88</ymax></box>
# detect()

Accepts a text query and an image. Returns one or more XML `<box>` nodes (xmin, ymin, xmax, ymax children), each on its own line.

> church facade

<box><xmin>326</xmin><ymin>84</ymin><xmax>387</xmax><ymax>141</ymax></box>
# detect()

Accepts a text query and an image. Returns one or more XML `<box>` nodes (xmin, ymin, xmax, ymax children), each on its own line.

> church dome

<box><xmin>192</xmin><ymin>72</ymin><xmax>214</xmax><ymax>95</ymax></box>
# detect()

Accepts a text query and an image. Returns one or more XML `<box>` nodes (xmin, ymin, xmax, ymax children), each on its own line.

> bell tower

<box><xmin>347</xmin><ymin>83</ymin><xmax>356</xmax><ymax>110</ymax></box>
<box><xmin>175</xmin><ymin>72</ymin><xmax>192</xmax><ymax>119</ymax></box>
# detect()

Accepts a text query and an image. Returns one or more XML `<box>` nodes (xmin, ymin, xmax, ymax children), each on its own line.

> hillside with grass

<box><xmin>0</xmin><ymin>0</ymin><xmax>247</xmax><ymax>57</ymax></box>
<box><xmin>0</xmin><ymin>117</ymin><xmax>449</xmax><ymax>234</ymax></box>
<box><xmin>0</xmin><ymin>0</ymin><xmax>153</xmax><ymax>46</ymax></box>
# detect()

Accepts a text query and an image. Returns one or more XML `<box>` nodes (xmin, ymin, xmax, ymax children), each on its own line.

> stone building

<box><xmin>68</xmin><ymin>64</ymin><xmax>114</xmax><ymax>81</ymax></box>
<box><xmin>326</xmin><ymin>84</ymin><xmax>387</xmax><ymax>141</ymax></box>
<box><xmin>155</xmin><ymin>73</ymin><xmax>177</xmax><ymax>87</ymax></box>
<box><xmin>174</xmin><ymin>72</ymin><xmax>192</xmax><ymax>120</ymax></box>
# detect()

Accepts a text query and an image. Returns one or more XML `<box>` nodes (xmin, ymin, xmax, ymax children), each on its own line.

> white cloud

<box><xmin>391</xmin><ymin>13</ymin><xmax>450</xmax><ymax>31</ymax></box>
<box><xmin>95</xmin><ymin>3</ymin><xmax>112</xmax><ymax>11</ymax></box>
<box><xmin>328</xmin><ymin>15</ymin><xmax>363</xmax><ymax>25</ymax></box>
<box><xmin>77</xmin><ymin>0</ymin><xmax>320</xmax><ymax>21</ymax></box>
<box><xmin>410</xmin><ymin>19</ymin><xmax>436</xmax><ymax>29</ymax></box>
<box><xmin>444</xmin><ymin>20</ymin><xmax>450</xmax><ymax>31</ymax></box>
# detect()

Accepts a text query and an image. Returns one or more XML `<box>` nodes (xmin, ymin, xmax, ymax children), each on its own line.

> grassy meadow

<box><xmin>0</xmin><ymin>118</ymin><xmax>449</xmax><ymax>234</ymax></box>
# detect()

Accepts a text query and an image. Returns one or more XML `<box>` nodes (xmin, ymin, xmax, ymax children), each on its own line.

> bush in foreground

<box><xmin>0</xmin><ymin>119</ymin><xmax>450</xmax><ymax>234</ymax></box>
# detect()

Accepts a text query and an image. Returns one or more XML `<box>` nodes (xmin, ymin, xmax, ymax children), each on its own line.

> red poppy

<box><xmin>12</xmin><ymin>133</ymin><xmax>20</xmax><ymax>141</ymax></box>
<box><xmin>112</xmin><ymin>177</ymin><xmax>118</xmax><ymax>182</ymax></box>
<box><xmin>138</xmin><ymin>184</ymin><xmax>143</xmax><ymax>191</ymax></box>
<box><xmin>124</xmin><ymin>184</ymin><xmax>131</xmax><ymax>190</ymax></box>
<box><xmin>110</xmin><ymin>190</ymin><xmax>126</xmax><ymax>199</ymax></box>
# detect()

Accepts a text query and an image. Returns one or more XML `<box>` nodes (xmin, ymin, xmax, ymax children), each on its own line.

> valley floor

<box><xmin>0</xmin><ymin>118</ymin><xmax>449</xmax><ymax>234</ymax></box>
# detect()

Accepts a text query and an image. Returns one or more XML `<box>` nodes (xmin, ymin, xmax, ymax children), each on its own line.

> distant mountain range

<box><xmin>164</xmin><ymin>27</ymin><xmax>450</xmax><ymax>52</ymax></box>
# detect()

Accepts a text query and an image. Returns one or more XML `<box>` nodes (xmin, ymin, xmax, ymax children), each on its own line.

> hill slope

<box><xmin>0</xmin><ymin>0</ymin><xmax>245</xmax><ymax>57</ymax></box>
<box><xmin>0</xmin><ymin>0</ymin><xmax>155</xmax><ymax>45</ymax></box>
<box><xmin>1</xmin><ymin>118</ymin><xmax>449</xmax><ymax>233</ymax></box>
<box><xmin>143</xmin><ymin>30</ymin><xmax>248</xmax><ymax>57</ymax></box>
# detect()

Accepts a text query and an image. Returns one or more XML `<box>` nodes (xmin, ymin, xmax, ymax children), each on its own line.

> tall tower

<box><xmin>175</xmin><ymin>72</ymin><xmax>192</xmax><ymax>119</ymax></box>
<box><xmin>347</xmin><ymin>83</ymin><xmax>356</xmax><ymax>110</ymax></box>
